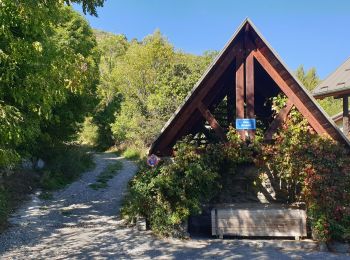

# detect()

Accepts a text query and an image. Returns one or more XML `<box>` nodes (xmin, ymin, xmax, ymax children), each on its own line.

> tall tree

<box><xmin>0</xmin><ymin>1</ymin><xmax>100</xmax><ymax>167</ymax></box>
<box><xmin>65</xmin><ymin>0</ymin><xmax>106</xmax><ymax>16</ymax></box>
<box><xmin>107</xmin><ymin>31</ymin><xmax>216</xmax><ymax>150</ymax></box>
<box><xmin>295</xmin><ymin>65</ymin><xmax>319</xmax><ymax>91</ymax></box>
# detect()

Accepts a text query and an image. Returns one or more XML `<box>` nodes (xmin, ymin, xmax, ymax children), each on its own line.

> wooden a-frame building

<box><xmin>149</xmin><ymin>19</ymin><xmax>350</xmax><ymax>156</ymax></box>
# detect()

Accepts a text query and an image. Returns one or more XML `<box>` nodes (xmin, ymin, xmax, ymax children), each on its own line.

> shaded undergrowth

<box><xmin>0</xmin><ymin>144</ymin><xmax>95</xmax><ymax>230</ymax></box>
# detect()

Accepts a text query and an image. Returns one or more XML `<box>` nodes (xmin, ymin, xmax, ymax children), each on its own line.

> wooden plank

<box><xmin>264</xmin><ymin>99</ymin><xmax>293</xmax><ymax>140</ymax></box>
<box><xmin>343</xmin><ymin>96</ymin><xmax>349</xmax><ymax>136</ymax></box>
<box><xmin>211</xmin><ymin>207</ymin><xmax>307</xmax><ymax>237</ymax></box>
<box><xmin>236</xmin><ymin>42</ymin><xmax>245</xmax><ymax>140</ymax></box>
<box><xmin>252</xmin><ymin>50</ymin><xmax>327</xmax><ymax>136</ymax></box>
<box><xmin>198</xmin><ymin>102</ymin><xmax>227</xmax><ymax>141</ymax></box>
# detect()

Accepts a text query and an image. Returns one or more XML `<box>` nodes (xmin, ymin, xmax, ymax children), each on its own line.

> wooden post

<box><xmin>245</xmin><ymin>52</ymin><xmax>255</xmax><ymax>139</ymax></box>
<box><xmin>227</xmin><ymin>88</ymin><xmax>235</xmax><ymax>127</ymax></box>
<box><xmin>343</xmin><ymin>96</ymin><xmax>349</xmax><ymax>136</ymax></box>
<box><xmin>236</xmin><ymin>44</ymin><xmax>245</xmax><ymax>140</ymax></box>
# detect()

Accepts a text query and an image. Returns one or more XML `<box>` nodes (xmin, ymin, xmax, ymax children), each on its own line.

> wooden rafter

<box><xmin>198</xmin><ymin>102</ymin><xmax>227</xmax><ymax>141</ymax></box>
<box><xmin>264</xmin><ymin>99</ymin><xmax>293</xmax><ymax>141</ymax></box>
<box><xmin>252</xmin><ymin>49</ymin><xmax>327</xmax><ymax>136</ymax></box>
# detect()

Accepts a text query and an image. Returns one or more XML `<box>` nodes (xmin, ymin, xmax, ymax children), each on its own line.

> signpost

<box><xmin>236</xmin><ymin>119</ymin><xmax>256</xmax><ymax>130</ymax></box>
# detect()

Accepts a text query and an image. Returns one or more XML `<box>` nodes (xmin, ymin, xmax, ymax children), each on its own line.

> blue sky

<box><xmin>74</xmin><ymin>0</ymin><xmax>350</xmax><ymax>79</ymax></box>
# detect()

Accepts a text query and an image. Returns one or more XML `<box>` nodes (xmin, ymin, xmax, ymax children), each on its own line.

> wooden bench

<box><xmin>211</xmin><ymin>203</ymin><xmax>307</xmax><ymax>239</ymax></box>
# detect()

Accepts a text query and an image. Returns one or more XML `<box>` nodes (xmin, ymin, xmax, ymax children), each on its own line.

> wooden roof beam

<box><xmin>198</xmin><ymin>102</ymin><xmax>227</xmax><ymax>142</ymax></box>
<box><xmin>252</xmin><ymin>50</ymin><xmax>327</xmax><ymax>136</ymax></box>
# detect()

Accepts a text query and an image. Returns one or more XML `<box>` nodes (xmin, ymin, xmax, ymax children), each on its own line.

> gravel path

<box><xmin>0</xmin><ymin>153</ymin><xmax>349</xmax><ymax>259</ymax></box>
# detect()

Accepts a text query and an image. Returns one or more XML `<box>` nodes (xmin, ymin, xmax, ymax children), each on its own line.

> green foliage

<box><xmin>78</xmin><ymin>117</ymin><xmax>99</xmax><ymax>146</ymax></box>
<box><xmin>66</xmin><ymin>0</ymin><xmax>105</xmax><ymax>16</ymax></box>
<box><xmin>100</xmin><ymin>31</ymin><xmax>216</xmax><ymax>150</ymax></box>
<box><xmin>78</xmin><ymin>31</ymin><xmax>129</xmax><ymax>149</ymax></box>
<box><xmin>122</xmin><ymin>148</ymin><xmax>141</xmax><ymax>161</ymax></box>
<box><xmin>79</xmin><ymin>30</ymin><xmax>216</xmax><ymax>151</ymax></box>
<box><xmin>295</xmin><ymin>65</ymin><xmax>341</xmax><ymax>116</ymax></box>
<box><xmin>39</xmin><ymin>145</ymin><xmax>94</xmax><ymax>190</ymax></box>
<box><xmin>259</xmin><ymin>94</ymin><xmax>350</xmax><ymax>242</ymax></box>
<box><xmin>0</xmin><ymin>2</ymin><xmax>100</xmax><ymax>170</ymax></box>
<box><xmin>318</xmin><ymin>97</ymin><xmax>342</xmax><ymax>116</ymax></box>
<box><xmin>296</xmin><ymin>65</ymin><xmax>320</xmax><ymax>91</ymax></box>
<box><xmin>122</xmin><ymin>138</ymin><xmax>221</xmax><ymax>237</ymax></box>
<box><xmin>122</xmin><ymin>102</ymin><xmax>350</xmax><ymax>241</ymax></box>
<box><xmin>89</xmin><ymin>160</ymin><xmax>123</xmax><ymax>190</ymax></box>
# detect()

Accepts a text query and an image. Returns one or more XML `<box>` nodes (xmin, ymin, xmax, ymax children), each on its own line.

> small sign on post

<box><xmin>147</xmin><ymin>154</ymin><xmax>160</xmax><ymax>167</ymax></box>
<box><xmin>236</xmin><ymin>119</ymin><xmax>256</xmax><ymax>130</ymax></box>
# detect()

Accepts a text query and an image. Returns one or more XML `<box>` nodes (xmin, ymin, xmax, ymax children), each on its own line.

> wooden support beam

<box><xmin>264</xmin><ymin>99</ymin><xmax>293</xmax><ymax>141</ymax></box>
<box><xmin>343</xmin><ymin>96</ymin><xmax>349</xmax><ymax>136</ymax></box>
<box><xmin>252</xmin><ymin>50</ymin><xmax>327</xmax><ymax>136</ymax></box>
<box><xmin>198</xmin><ymin>102</ymin><xmax>227</xmax><ymax>142</ymax></box>
<box><xmin>245</xmin><ymin>52</ymin><xmax>255</xmax><ymax>139</ymax></box>
<box><xmin>236</xmin><ymin>43</ymin><xmax>245</xmax><ymax>140</ymax></box>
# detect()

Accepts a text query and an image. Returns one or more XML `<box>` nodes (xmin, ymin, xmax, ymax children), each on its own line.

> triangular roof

<box><xmin>313</xmin><ymin>57</ymin><xmax>350</xmax><ymax>98</ymax></box>
<box><xmin>149</xmin><ymin>19</ymin><xmax>350</xmax><ymax>156</ymax></box>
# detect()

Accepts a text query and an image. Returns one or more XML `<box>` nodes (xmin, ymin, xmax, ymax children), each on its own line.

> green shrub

<box><xmin>123</xmin><ymin>94</ymin><xmax>350</xmax><ymax>241</ymax></box>
<box><xmin>122</xmin><ymin>148</ymin><xmax>141</xmax><ymax>160</ymax></box>
<box><xmin>78</xmin><ymin>117</ymin><xmax>99</xmax><ymax>146</ymax></box>
<box><xmin>39</xmin><ymin>144</ymin><xmax>94</xmax><ymax>190</ymax></box>
<box><xmin>122</xmin><ymin>138</ymin><xmax>221</xmax><ymax>237</ymax></box>
<box><xmin>258</xmin><ymin>94</ymin><xmax>350</xmax><ymax>242</ymax></box>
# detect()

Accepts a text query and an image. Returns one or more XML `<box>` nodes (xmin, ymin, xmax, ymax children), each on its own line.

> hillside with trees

<box><xmin>80</xmin><ymin>30</ymin><xmax>218</xmax><ymax>153</ymax></box>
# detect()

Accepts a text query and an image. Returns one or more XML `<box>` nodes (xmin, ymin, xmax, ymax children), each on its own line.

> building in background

<box><xmin>313</xmin><ymin>58</ymin><xmax>350</xmax><ymax>136</ymax></box>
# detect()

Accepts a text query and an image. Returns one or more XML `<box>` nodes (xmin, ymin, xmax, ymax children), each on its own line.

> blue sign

<box><xmin>236</xmin><ymin>119</ymin><xmax>256</xmax><ymax>130</ymax></box>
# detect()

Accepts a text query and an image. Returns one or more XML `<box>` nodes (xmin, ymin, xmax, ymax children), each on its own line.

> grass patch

<box><xmin>89</xmin><ymin>161</ymin><xmax>123</xmax><ymax>190</ymax></box>
<box><xmin>122</xmin><ymin>148</ymin><xmax>140</xmax><ymax>161</ymax></box>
